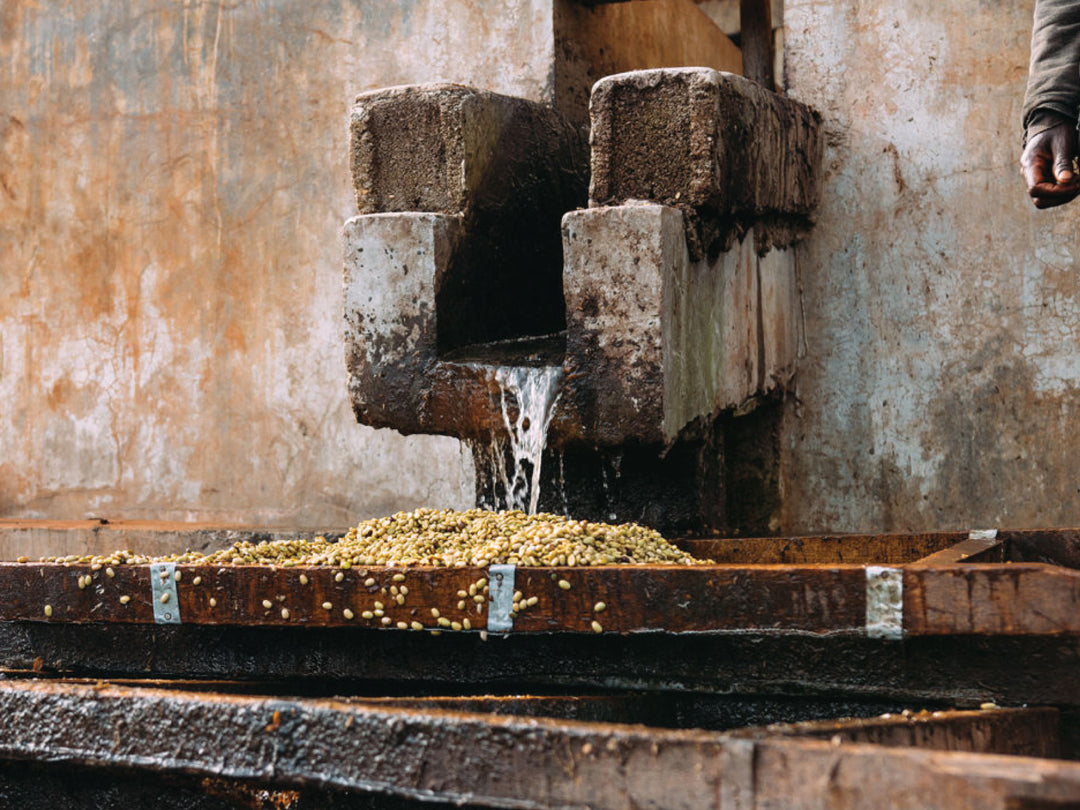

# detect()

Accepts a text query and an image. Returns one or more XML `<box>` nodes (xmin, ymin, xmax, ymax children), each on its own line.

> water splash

<box><xmin>473</xmin><ymin>365</ymin><xmax>563</xmax><ymax>514</ymax></box>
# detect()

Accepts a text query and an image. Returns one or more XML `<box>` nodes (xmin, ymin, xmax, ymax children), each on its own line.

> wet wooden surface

<box><xmin>7</xmin><ymin>625</ymin><xmax>1080</xmax><ymax>713</ymax></box>
<box><xmin>679</xmin><ymin>532</ymin><xmax>967</xmax><ymax>564</ymax></box>
<box><xmin>0</xmin><ymin>561</ymin><xmax>868</xmax><ymax>633</ymax></box>
<box><xmin>0</xmin><ymin>679</ymin><xmax>1075</xmax><ymax>810</ymax></box>
<box><xmin>2</xmin><ymin>557</ymin><xmax>1080</xmax><ymax>636</ymax></box>
<box><xmin>913</xmin><ymin>534</ymin><xmax>1006</xmax><ymax>564</ymax></box>
<box><xmin>679</xmin><ymin>527</ymin><xmax>1080</xmax><ymax>567</ymax></box>
<box><xmin>730</xmin><ymin>706</ymin><xmax>1061</xmax><ymax>759</ymax></box>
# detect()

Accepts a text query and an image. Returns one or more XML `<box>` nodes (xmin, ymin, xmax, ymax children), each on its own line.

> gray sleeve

<box><xmin>1024</xmin><ymin>0</ymin><xmax>1080</xmax><ymax>132</ymax></box>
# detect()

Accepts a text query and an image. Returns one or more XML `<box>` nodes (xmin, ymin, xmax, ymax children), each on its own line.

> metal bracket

<box><xmin>968</xmin><ymin>528</ymin><xmax>998</xmax><ymax>542</ymax></box>
<box><xmin>149</xmin><ymin>563</ymin><xmax>181</xmax><ymax>625</ymax></box>
<box><xmin>487</xmin><ymin>564</ymin><xmax>516</xmax><ymax>633</ymax></box>
<box><xmin>865</xmin><ymin>566</ymin><xmax>902</xmax><ymax>640</ymax></box>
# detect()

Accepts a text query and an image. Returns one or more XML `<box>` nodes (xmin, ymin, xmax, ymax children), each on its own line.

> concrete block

<box><xmin>665</xmin><ymin>223</ymin><xmax>760</xmax><ymax>424</ymax></box>
<box><xmin>560</xmin><ymin>203</ymin><xmax>767</xmax><ymax>447</ymax></box>
<box><xmin>589</xmin><ymin>68</ymin><xmax>822</xmax><ymax>257</ymax></box>
<box><xmin>349</xmin><ymin>83</ymin><xmax>585</xmax><ymax>352</ymax></box>
<box><xmin>343</xmin><ymin>212</ymin><xmax>456</xmax><ymax>372</ymax></box>
<box><xmin>350</xmin><ymin>83</ymin><xmax>587</xmax><ymax>219</ymax></box>
<box><xmin>345</xmin><ymin>206</ymin><xmax>792</xmax><ymax>452</ymax></box>
<box><xmin>344</xmin><ymin>213</ymin><xmax>459</xmax><ymax>437</ymax></box>
<box><xmin>343</xmin><ymin>212</ymin><xmax>551</xmax><ymax>442</ymax></box>
<box><xmin>758</xmin><ymin>246</ymin><xmax>800</xmax><ymax>392</ymax></box>
<box><xmin>560</xmin><ymin>204</ymin><xmax>674</xmax><ymax>446</ymax></box>
<box><xmin>721</xmin><ymin>233</ymin><xmax>763</xmax><ymax>409</ymax></box>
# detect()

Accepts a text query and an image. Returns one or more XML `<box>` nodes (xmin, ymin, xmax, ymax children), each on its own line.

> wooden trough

<box><xmin>1</xmin><ymin>524</ymin><xmax>1080</xmax><ymax>808</ymax></box>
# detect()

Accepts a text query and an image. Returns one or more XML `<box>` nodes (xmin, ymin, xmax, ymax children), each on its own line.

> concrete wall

<box><xmin>0</xmin><ymin>1</ymin><xmax>568</xmax><ymax>526</ymax></box>
<box><xmin>3</xmin><ymin>0</ymin><xmax>1071</xmax><ymax>536</ymax></box>
<box><xmin>781</xmin><ymin>0</ymin><xmax>1080</xmax><ymax>532</ymax></box>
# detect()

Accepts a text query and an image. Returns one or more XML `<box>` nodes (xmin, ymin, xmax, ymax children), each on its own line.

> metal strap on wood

<box><xmin>149</xmin><ymin>563</ymin><xmax>181</xmax><ymax>625</ymax></box>
<box><xmin>487</xmin><ymin>564</ymin><xmax>516</xmax><ymax>633</ymax></box>
<box><xmin>865</xmin><ymin>566</ymin><xmax>903</xmax><ymax>640</ymax></box>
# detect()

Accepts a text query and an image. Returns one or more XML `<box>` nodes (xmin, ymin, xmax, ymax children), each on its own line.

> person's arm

<box><xmin>1022</xmin><ymin>0</ymin><xmax>1080</xmax><ymax>208</ymax></box>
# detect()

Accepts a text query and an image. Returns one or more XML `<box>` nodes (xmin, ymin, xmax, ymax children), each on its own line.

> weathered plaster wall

<box><xmin>7</xmin><ymin>0</ymin><xmax>1066</xmax><ymax>536</ymax></box>
<box><xmin>0</xmin><ymin>1</ymin><xmax>564</xmax><ymax>526</ymax></box>
<box><xmin>782</xmin><ymin>0</ymin><xmax>1080</xmax><ymax>532</ymax></box>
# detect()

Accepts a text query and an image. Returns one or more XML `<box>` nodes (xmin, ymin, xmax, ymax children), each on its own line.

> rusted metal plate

<box><xmin>0</xmin><ymin>681</ymin><xmax>1076</xmax><ymax>810</ymax></box>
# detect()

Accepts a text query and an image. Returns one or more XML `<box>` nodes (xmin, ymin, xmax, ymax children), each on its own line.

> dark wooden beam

<box><xmin>679</xmin><ymin>531</ymin><xmax>970</xmax><ymax>564</ymax></box>
<box><xmin>0</xmin><ymin>681</ymin><xmax>1075</xmax><ymax>809</ymax></box>
<box><xmin>732</xmin><ymin>706</ymin><xmax>1061</xmax><ymax>759</ymax></box>
<box><xmin>5</xmin><ymin>625</ymin><xmax>1080</xmax><ymax>711</ymax></box>
<box><xmin>740</xmin><ymin>0</ymin><xmax>775</xmax><ymax>88</ymax></box>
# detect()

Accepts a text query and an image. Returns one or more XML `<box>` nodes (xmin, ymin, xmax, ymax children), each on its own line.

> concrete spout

<box><xmin>342</xmin><ymin>72</ymin><xmax>821</xmax><ymax>532</ymax></box>
<box><xmin>344</xmin><ymin>84</ymin><xmax>587</xmax><ymax>441</ymax></box>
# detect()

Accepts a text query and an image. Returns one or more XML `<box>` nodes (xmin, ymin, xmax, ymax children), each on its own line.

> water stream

<box><xmin>473</xmin><ymin>364</ymin><xmax>563</xmax><ymax>514</ymax></box>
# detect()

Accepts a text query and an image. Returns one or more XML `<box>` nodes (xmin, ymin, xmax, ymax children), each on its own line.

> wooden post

<box><xmin>740</xmin><ymin>0</ymin><xmax>775</xmax><ymax>89</ymax></box>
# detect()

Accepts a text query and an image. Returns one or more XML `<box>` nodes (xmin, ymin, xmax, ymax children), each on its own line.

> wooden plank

<box><xmin>914</xmin><ymin>534</ymin><xmax>1005</xmax><ymax>565</ymax></box>
<box><xmin>576</xmin><ymin>0</ymin><xmax>743</xmax><ymax>74</ymax></box>
<box><xmin>683</xmin><ymin>527</ymin><xmax>1080</xmax><ymax>567</ymax></box>
<box><xmin>8</xmin><ymin>523</ymin><xmax>1079</xmax><ymax>570</ymax></box>
<box><xmin>747</xmin><ymin>738</ymin><xmax>1080</xmax><ymax>809</ymax></box>
<box><xmin>508</xmin><ymin>565</ymin><xmax>866</xmax><ymax>633</ymax></box>
<box><xmin>7</xmin><ymin>559</ymin><xmax>1080</xmax><ymax>637</ymax></box>
<box><xmin>1001</xmin><ymin>528</ymin><xmax>1080</xmax><ymax>569</ymax></box>
<box><xmin>6</xmin><ymin>523</ymin><xmax>1078</xmax><ymax>570</ymax></box>
<box><xmin>0</xmin><ymin>762</ymin><xmax>307</xmax><ymax>810</ymax></box>
<box><xmin>346</xmin><ymin>694</ymin><xmax>665</xmax><ymax>724</ymax></box>
<box><xmin>731</xmin><ymin>707</ymin><xmax>1061</xmax><ymax>759</ymax></box>
<box><xmin>740</xmin><ymin>0</ymin><xmax>774</xmax><ymax>88</ymax></box>
<box><xmin>0</xmin><ymin>679</ymin><xmax>728</xmax><ymax>810</ymax></box>
<box><xmin>904</xmin><ymin>564</ymin><xmax>1080</xmax><ymax>635</ymax></box>
<box><xmin>678</xmin><ymin>532</ymin><xmax>969</xmax><ymax>564</ymax></box>
<box><xmin>0</xmin><ymin>562</ymin><xmax>870</xmax><ymax>635</ymax></box>
<box><xmin>555</xmin><ymin>0</ymin><xmax>742</xmax><ymax>124</ymax></box>
<box><xmin>0</xmin><ymin>681</ymin><xmax>1078</xmax><ymax>809</ymax></box>
<box><xmin>4</xmin><ymin>624</ymin><xmax>1080</xmax><ymax>711</ymax></box>
<box><xmin>0</xmin><ymin>562</ymin><xmax>491</xmax><ymax>631</ymax></box>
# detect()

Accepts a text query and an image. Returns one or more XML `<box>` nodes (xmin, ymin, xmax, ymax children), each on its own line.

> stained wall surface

<box><xmin>0</xmin><ymin>1</ymin><xmax>565</xmax><ymax>526</ymax></box>
<box><xmin>780</xmin><ymin>0</ymin><xmax>1080</xmax><ymax>532</ymax></box>
<box><xmin>4</xmin><ymin>0</ymin><xmax>1070</xmax><ymax>536</ymax></box>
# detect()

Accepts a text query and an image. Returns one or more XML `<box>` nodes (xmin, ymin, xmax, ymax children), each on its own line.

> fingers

<box><xmin>1022</xmin><ymin>158</ymin><xmax>1077</xmax><ymax>206</ymax></box>
<box><xmin>1021</xmin><ymin>154</ymin><xmax>1051</xmax><ymax>193</ymax></box>
<box><xmin>1021</xmin><ymin>122</ymin><xmax>1080</xmax><ymax>208</ymax></box>
<box><xmin>1033</xmin><ymin>185</ymin><xmax>1080</xmax><ymax>208</ymax></box>
<box><xmin>1054</xmin><ymin>157</ymin><xmax>1076</xmax><ymax>185</ymax></box>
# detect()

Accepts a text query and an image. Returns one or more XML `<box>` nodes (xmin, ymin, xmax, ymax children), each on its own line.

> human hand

<box><xmin>1021</xmin><ymin>121</ymin><xmax>1080</xmax><ymax>209</ymax></box>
